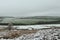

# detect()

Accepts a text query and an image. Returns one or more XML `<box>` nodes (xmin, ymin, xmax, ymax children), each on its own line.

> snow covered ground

<box><xmin>0</xmin><ymin>24</ymin><xmax>60</xmax><ymax>40</ymax></box>
<box><xmin>0</xmin><ymin>27</ymin><xmax>60</xmax><ymax>40</ymax></box>
<box><xmin>12</xmin><ymin>24</ymin><xmax>60</xmax><ymax>30</ymax></box>
<box><xmin>16</xmin><ymin>28</ymin><xmax>60</xmax><ymax>40</ymax></box>
<box><xmin>1</xmin><ymin>24</ymin><xmax>60</xmax><ymax>29</ymax></box>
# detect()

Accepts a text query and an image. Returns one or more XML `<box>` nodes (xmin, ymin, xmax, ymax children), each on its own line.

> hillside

<box><xmin>0</xmin><ymin>16</ymin><xmax>60</xmax><ymax>25</ymax></box>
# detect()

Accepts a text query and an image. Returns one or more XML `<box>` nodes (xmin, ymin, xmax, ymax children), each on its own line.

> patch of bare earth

<box><xmin>0</xmin><ymin>29</ymin><xmax>39</xmax><ymax>39</ymax></box>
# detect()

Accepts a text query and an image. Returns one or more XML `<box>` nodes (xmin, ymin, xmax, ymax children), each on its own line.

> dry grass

<box><xmin>0</xmin><ymin>29</ymin><xmax>39</xmax><ymax>39</ymax></box>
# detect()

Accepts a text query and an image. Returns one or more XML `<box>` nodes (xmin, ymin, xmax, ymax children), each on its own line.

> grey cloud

<box><xmin>0</xmin><ymin>0</ymin><xmax>60</xmax><ymax>17</ymax></box>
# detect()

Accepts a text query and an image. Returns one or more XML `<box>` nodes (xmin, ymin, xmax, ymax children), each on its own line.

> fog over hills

<box><xmin>0</xmin><ymin>16</ymin><xmax>60</xmax><ymax>25</ymax></box>
<box><xmin>0</xmin><ymin>0</ymin><xmax>60</xmax><ymax>17</ymax></box>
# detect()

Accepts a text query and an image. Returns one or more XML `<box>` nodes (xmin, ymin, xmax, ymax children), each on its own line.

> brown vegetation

<box><xmin>1</xmin><ymin>29</ymin><xmax>39</xmax><ymax>39</ymax></box>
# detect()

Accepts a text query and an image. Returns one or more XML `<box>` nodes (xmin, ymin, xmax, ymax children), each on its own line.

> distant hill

<box><xmin>20</xmin><ymin>16</ymin><xmax>60</xmax><ymax>20</ymax></box>
<box><xmin>0</xmin><ymin>16</ymin><xmax>60</xmax><ymax>25</ymax></box>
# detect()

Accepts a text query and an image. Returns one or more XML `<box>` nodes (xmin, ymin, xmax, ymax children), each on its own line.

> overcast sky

<box><xmin>0</xmin><ymin>0</ymin><xmax>60</xmax><ymax>17</ymax></box>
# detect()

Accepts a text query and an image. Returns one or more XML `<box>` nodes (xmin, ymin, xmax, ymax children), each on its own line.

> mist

<box><xmin>0</xmin><ymin>0</ymin><xmax>60</xmax><ymax>17</ymax></box>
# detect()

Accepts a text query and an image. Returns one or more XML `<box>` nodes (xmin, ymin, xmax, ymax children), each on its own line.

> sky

<box><xmin>0</xmin><ymin>0</ymin><xmax>60</xmax><ymax>17</ymax></box>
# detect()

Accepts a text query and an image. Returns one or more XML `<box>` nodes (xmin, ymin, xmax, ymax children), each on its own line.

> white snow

<box><xmin>0</xmin><ymin>24</ymin><xmax>60</xmax><ymax>40</ymax></box>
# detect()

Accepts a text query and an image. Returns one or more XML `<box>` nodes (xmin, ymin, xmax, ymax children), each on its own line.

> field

<box><xmin>0</xmin><ymin>16</ymin><xmax>60</xmax><ymax>40</ymax></box>
<box><xmin>0</xmin><ymin>16</ymin><xmax>60</xmax><ymax>25</ymax></box>
<box><xmin>0</xmin><ymin>29</ymin><xmax>39</xmax><ymax>39</ymax></box>
<box><xmin>0</xmin><ymin>26</ymin><xmax>60</xmax><ymax>40</ymax></box>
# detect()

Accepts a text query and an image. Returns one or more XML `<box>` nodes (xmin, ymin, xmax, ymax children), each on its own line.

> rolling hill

<box><xmin>0</xmin><ymin>16</ymin><xmax>60</xmax><ymax>25</ymax></box>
